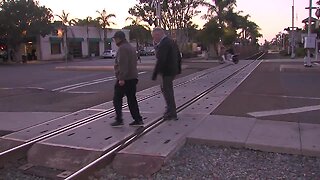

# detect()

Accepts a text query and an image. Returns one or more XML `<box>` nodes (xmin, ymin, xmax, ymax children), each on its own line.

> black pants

<box><xmin>160</xmin><ymin>75</ymin><xmax>177</xmax><ymax>117</ymax></box>
<box><xmin>113</xmin><ymin>79</ymin><xmax>142</xmax><ymax>122</ymax></box>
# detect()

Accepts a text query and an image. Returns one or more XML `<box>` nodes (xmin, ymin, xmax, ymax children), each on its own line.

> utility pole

<box><xmin>291</xmin><ymin>0</ymin><xmax>295</xmax><ymax>58</ymax></box>
<box><xmin>64</xmin><ymin>25</ymin><xmax>68</xmax><ymax>64</ymax></box>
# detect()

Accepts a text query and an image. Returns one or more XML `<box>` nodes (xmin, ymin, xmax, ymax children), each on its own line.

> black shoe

<box><xmin>163</xmin><ymin>116</ymin><xmax>178</xmax><ymax>121</ymax></box>
<box><xmin>110</xmin><ymin>121</ymin><xmax>124</xmax><ymax>127</ymax></box>
<box><xmin>129</xmin><ymin>121</ymin><xmax>144</xmax><ymax>127</ymax></box>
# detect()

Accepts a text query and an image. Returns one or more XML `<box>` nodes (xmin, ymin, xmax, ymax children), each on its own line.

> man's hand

<box><xmin>118</xmin><ymin>80</ymin><xmax>125</xmax><ymax>86</ymax></box>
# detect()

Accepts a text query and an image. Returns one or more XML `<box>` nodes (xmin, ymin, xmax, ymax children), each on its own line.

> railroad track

<box><xmin>0</xmin><ymin>52</ymin><xmax>265</xmax><ymax>179</ymax></box>
<box><xmin>64</xmin><ymin>52</ymin><xmax>265</xmax><ymax>180</ymax></box>
<box><xmin>0</xmin><ymin>58</ymin><xmax>233</xmax><ymax>163</ymax></box>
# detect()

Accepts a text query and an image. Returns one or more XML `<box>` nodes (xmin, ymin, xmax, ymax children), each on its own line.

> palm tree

<box><xmin>233</xmin><ymin>14</ymin><xmax>262</xmax><ymax>45</ymax></box>
<box><xmin>198</xmin><ymin>19</ymin><xmax>224</xmax><ymax>57</ymax></box>
<box><xmin>75</xmin><ymin>16</ymin><xmax>94</xmax><ymax>57</ymax></box>
<box><xmin>203</xmin><ymin>0</ymin><xmax>261</xmax><ymax>46</ymax></box>
<box><xmin>55</xmin><ymin>10</ymin><xmax>77</xmax><ymax>26</ymax></box>
<box><xmin>55</xmin><ymin>10</ymin><xmax>77</xmax><ymax>60</ymax></box>
<box><xmin>125</xmin><ymin>16</ymin><xmax>151</xmax><ymax>50</ymax></box>
<box><xmin>203</xmin><ymin>0</ymin><xmax>237</xmax><ymax>45</ymax></box>
<box><xmin>56</xmin><ymin>10</ymin><xmax>70</xmax><ymax>61</ymax></box>
<box><xmin>203</xmin><ymin>0</ymin><xmax>237</xmax><ymax>26</ymax></box>
<box><xmin>96</xmin><ymin>9</ymin><xmax>116</xmax><ymax>50</ymax></box>
<box><xmin>126</xmin><ymin>16</ymin><xmax>150</xmax><ymax>28</ymax></box>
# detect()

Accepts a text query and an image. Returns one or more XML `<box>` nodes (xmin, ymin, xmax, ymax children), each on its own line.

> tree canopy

<box><xmin>129</xmin><ymin>0</ymin><xmax>262</xmax><ymax>48</ymax></box>
<box><xmin>0</xmin><ymin>0</ymin><xmax>53</xmax><ymax>49</ymax></box>
<box><xmin>200</xmin><ymin>0</ymin><xmax>262</xmax><ymax>47</ymax></box>
<box><xmin>129</xmin><ymin>0</ymin><xmax>204</xmax><ymax>43</ymax></box>
<box><xmin>123</xmin><ymin>24</ymin><xmax>152</xmax><ymax>47</ymax></box>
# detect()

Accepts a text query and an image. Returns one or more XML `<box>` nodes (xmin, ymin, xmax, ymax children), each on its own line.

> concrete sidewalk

<box><xmin>188</xmin><ymin>115</ymin><xmax>320</xmax><ymax>157</ymax></box>
<box><xmin>196</xmin><ymin>58</ymin><xmax>320</xmax><ymax>157</ymax></box>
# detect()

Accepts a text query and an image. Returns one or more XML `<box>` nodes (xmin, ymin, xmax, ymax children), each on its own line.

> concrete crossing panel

<box><xmin>27</xmin><ymin>112</ymin><xmax>162</xmax><ymax>171</ymax></box>
<box><xmin>0</xmin><ymin>112</ymin><xmax>68</xmax><ymax>132</ymax></box>
<box><xmin>179</xmin><ymin>94</ymin><xmax>225</xmax><ymax>115</ymax></box>
<box><xmin>0</xmin><ymin>110</ymin><xmax>99</xmax><ymax>152</ymax></box>
<box><xmin>112</xmin><ymin>114</ymin><xmax>206</xmax><ymax>177</ymax></box>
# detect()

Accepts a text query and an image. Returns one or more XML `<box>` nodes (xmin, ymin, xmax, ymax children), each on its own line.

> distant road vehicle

<box><xmin>139</xmin><ymin>49</ymin><xmax>148</xmax><ymax>56</ymax></box>
<box><xmin>0</xmin><ymin>50</ymin><xmax>8</xmax><ymax>61</ymax></box>
<box><xmin>148</xmin><ymin>49</ymin><xmax>155</xmax><ymax>56</ymax></box>
<box><xmin>102</xmin><ymin>50</ymin><xmax>116</xmax><ymax>58</ymax></box>
<box><xmin>139</xmin><ymin>49</ymin><xmax>155</xmax><ymax>56</ymax></box>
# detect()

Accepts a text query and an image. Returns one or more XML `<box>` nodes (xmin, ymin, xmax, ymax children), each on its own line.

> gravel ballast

<box><xmin>1</xmin><ymin>144</ymin><xmax>319</xmax><ymax>179</ymax></box>
<box><xmin>90</xmin><ymin>143</ymin><xmax>320</xmax><ymax>179</ymax></box>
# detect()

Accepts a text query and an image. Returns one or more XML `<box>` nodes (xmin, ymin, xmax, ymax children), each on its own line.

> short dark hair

<box><xmin>112</xmin><ymin>31</ymin><xmax>126</xmax><ymax>40</ymax></box>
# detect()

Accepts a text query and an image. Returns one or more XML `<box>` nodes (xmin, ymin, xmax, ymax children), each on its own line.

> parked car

<box><xmin>148</xmin><ymin>49</ymin><xmax>155</xmax><ymax>56</ymax></box>
<box><xmin>136</xmin><ymin>51</ymin><xmax>141</xmax><ymax>61</ymax></box>
<box><xmin>139</xmin><ymin>49</ymin><xmax>155</xmax><ymax>56</ymax></box>
<box><xmin>102</xmin><ymin>50</ymin><xmax>116</xmax><ymax>58</ymax></box>
<box><xmin>138</xmin><ymin>49</ymin><xmax>148</xmax><ymax>56</ymax></box>
<box><xmin>0</xmin><ymin>50</ymin><xmax>8</xmax><ymax>61</ymax></box>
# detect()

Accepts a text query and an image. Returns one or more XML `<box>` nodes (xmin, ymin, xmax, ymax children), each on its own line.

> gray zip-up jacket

<box><xmin>114</xmin><ymin>40</ymin><xmax>138</xmax><ymax>81</ymax></box>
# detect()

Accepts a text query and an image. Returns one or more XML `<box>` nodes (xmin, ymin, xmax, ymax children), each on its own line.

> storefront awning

<box><xmin>88</xmin><ymin>38</ymin><xmax>102</xmax><ymax>42</ymax></box>
<box><xmin>49</xmin><ymin>37</ymin><xmax>63</xmax><ymax>43</ymax></box>
<box><xmin>67</xmin><ymin>38</ymin><xmax>84</xmax><ymax>42</ymax></box>
<box><xmin>105</xmin><ymin>38</ymin><xmax>112</xmax><ymax>43</ymax></box>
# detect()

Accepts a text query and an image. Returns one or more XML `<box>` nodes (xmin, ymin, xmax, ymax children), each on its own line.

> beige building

<box><xmin>19</xmin><ymin>26</ymin><xmax>130</xmax><ymax>61</ymax></box>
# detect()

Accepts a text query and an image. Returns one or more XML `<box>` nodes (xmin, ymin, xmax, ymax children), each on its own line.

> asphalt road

<box><xmin>0</xmin><ymin>56</ymin><xmax>219</xmax><ymax>112</ymax></box>
<box><xmin>213</xmin><ymin>60</ymin><xmax>320</xmax><ymax>124</ymax></box>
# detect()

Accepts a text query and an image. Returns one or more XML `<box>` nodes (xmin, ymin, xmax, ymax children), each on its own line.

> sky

<box><xmin>37</xmin><ymin>0</ymin><xmax>312</xmax><ymax>44</ymax></box>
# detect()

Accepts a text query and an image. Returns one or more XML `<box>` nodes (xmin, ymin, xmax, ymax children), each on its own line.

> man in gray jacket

<box><xmin>110</xmin><ymin>31</ymin><xmax>143</xmax><ymax>127</ymax></box>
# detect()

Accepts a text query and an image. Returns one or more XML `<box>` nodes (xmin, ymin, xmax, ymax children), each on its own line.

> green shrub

<box><xmin>279</xmin><ymin>50</ymin><xmax>289</xmax><ymax>56</ymax></box>
<box><xmin>295</xmin><ymin>47</ymin><xmax>306</xmax><ymax>57</ymax></box>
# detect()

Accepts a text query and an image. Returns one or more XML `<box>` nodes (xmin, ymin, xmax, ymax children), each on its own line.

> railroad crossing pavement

<box><xmin>112</xmin><ymin>58</ymin><xmax>320</xmax><ymax>176</ymax></box>
<box><xmin>0</xmin><ymin>112</ymin><xmax>68</xmax><ymax>136</ymax></box>
<box><xmin>0</xmin><ymin>58</ymin><xmax>320</xmax><ymax>177</ymax></box>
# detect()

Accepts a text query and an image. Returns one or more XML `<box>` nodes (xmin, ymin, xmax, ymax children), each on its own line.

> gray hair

<box><xmin>152</xmin><ymin>27</ymin><xmax>165</xmax><ymax>34</ymax></box>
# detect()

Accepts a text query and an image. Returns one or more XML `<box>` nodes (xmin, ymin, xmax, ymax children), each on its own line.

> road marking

<box><xmin>248</xmin><ymin>105</ymin><xmax>320</xmax><ymax>117</ymax></box>
<box><xmin>57</xmin><ymin>77</ymin><xmax>117</xmax><ymax>92</ymax></box>
<box><xmin>52</xmin><ymin>72</ymin><xmax>146</xmax><ymax>92</ymax></box>
<box><xmin>0</xmin><ymin>87</ymin><xmax>45</xmax><ymax>90</ymax></box>
<box><xmin>241</xmin><ymin>92</ymin><xmax>320</xmax><ymax>100</ymax></box>
<box><xmin>66</xmin><ymin>91</ymin><xmax>98</xmax><ymax>94</ymax></box>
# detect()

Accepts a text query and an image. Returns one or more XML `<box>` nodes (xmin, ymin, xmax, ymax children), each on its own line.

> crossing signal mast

<box><xmin>304</xmin><ymin>0</ymin><xmax>318</xmax><ymax>67</ymax></box>
<box><xmin>151</xmin><ymin>0</ymin><xmax>161</xmax><ymax>27</ymax></box>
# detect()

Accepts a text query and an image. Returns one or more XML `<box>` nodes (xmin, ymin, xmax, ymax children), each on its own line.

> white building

<box><xmin>21</xmin><ymin>26</ymin><xmax>130</xmax><ymax>61</ymax></box>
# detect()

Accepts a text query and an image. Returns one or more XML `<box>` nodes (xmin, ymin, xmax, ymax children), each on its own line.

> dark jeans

<box><xmin>160</xmin><ymin>75</ymin><xmax>177</xmax><ymax>117</ymax></box>
<box><xmin>113</xmin><ymin>79</ymin><xmax>142</xmax><ymax>122</ymax></box>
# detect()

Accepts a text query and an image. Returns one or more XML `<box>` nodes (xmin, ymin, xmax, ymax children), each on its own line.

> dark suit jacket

<box><xmin>152</xmin><ymin>37</ymin><xmax>182</xmax><ymax>79</ymax></box>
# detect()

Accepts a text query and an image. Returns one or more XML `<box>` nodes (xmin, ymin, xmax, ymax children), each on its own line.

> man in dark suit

<box><xmin>151</xmin><ymin>27</ymin><xmax>182</xmax><ymax>120</ymax></box>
